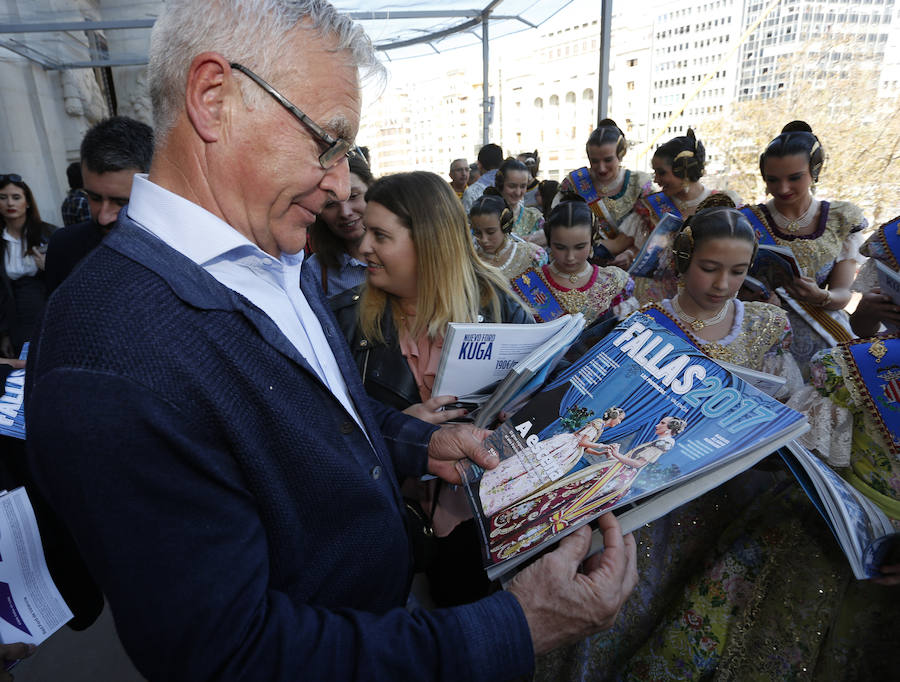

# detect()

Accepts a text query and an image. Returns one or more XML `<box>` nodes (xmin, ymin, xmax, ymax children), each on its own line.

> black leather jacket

<box><xmin>331</xmin><ymin>285</ymin><xmax>532</xmax><ymax>411</ymax></box>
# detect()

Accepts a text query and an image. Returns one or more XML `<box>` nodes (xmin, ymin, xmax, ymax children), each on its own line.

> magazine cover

<box><xmin>628</xmin><ymin>213</ymin><xmax>682</xmax><ymax>279</ymax></box>
<box><xmin>458</xmin><ymin>308</ymin><xmax>806</xmax><ymax>569</ymax></box>
<box><xmin>748</xmin><ymin>244</ymin><xmax>803</xmax><ymax>291</ymax></box>
<box><xmin>0</xmin><ymin>343</ymin><xmax>27</xmax><ymax>440</ymax></box>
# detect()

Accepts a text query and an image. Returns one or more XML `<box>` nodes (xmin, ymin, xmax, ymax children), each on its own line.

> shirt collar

<box><xmin>127</xmin><ymin>174</ymin><xmax>304</xmax><ymax>268</ymax></box>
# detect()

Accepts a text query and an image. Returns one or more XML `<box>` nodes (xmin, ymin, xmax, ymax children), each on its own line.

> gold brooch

<box><xmin>869</xmin><ymin>339</ymin><xmax>887</xmax><ymax>363</ymax></box>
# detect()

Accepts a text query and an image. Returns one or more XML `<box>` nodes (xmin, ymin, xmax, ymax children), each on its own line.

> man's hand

<box><xmin>507</xmin><ymin>515</ymin><xmax>638</xmax><ymax>655</ymax></box>
<box><xmin>403</xmin><ymin>395</ymin><xmax>468</xmax><ymax>425</ymax></box>
<box><xmin>873</xmin><ymin>562</ymin><xmax>900</xmax><ymax>587</ymax></box>
<box><xmin>426</xmin><ymin>424</ymin><xmax>498</xmax><ymax>484</ymax></box>
<box><xmin>0</xmin><ymin>642</ymin><xmax>35</xmax><ymax>681</ymax></box>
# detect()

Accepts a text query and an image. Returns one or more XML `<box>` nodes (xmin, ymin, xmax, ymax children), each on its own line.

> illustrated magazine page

<box><xmin>457</xmin><ymin>307</ymin><xmax>808</xmax><ymax>577</ymax></box>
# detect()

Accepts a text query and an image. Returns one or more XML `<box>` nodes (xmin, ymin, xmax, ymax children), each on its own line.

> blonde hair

<box><xmin>359</xmin><ymin>171</ymin><xmax>519</xmax><ymax>342</ymax></box>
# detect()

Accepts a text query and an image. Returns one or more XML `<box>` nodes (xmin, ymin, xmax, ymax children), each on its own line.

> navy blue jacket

<box><xmin>25</xmin><ymin>217</ymin><xmax>533</xmax><ymax>681</ymax></box>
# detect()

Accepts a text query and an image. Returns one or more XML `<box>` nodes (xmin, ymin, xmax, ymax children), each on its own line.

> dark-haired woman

<box><xmin>0</xmin><ymin>176</ymin><xmax>56</xmax><ymax>356</ymax></box>
<box><xmin>525</xmin><ymin>200</ymin><xmax>636</xmax><ymax>325</ymax></box>
<box><xmin>620</xmin><ymin>129</ymin><xmax>741</xmax><ymax>304</ymax></box>
<box><xmin>305</xmin><ymin>156</ymin><xmax>374</xmax><ymax>298</ymax></box>
<box><xmin>469</xmin><ymin>194</ymin><xmax>547</xmax><ymax>280</ymax></box>
<box><xmin>534</xmin><ymin>203</ymin><xmax>810</xmax><ymax>682</ymax></box>
<box><xmin>662</xmin><ymin>201</ymin><xmax>802</xmax><ymax>395</ymax></box>
<box><xmin>739</xmin><ymin>121</ymin><xmax>867</xmax><ymax>370</ymax></box>
<box><xmin>488</xmin><ymin>158</ymin><xmax>545</xmax><ymax>242</ymax></box>
<box><xmin>556</xmin><ymin>119</ymin><xmax>653</xmax><ymax>264</ymax></box>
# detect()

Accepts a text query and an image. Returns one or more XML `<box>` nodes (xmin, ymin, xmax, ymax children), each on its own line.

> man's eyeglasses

<box><xmin>0</xmin><ymin>174</ymin><xmax>23</xmax><ymax>184</ymax></box>
<box><xmin>230</xmin><ymin>62</ymin><xmax>358</xmax><ymax>170</ymax></box>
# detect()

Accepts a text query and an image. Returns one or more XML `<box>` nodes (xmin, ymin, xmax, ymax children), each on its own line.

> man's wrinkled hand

<box><xmin>426</xmin><ymin>424</ymin><xmax>498</xmax><ymax>484</ymax></box>
<box><xmin>508</xmin><ymin>514</ymin><xmax>638</xmax><ymax>655</ymax></box>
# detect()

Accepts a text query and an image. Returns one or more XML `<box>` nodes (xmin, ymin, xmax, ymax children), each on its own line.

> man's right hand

<box><xmin>507</xmin><ymin>514</ymin><xmax>637</xmax><ymax>655</ymax></box>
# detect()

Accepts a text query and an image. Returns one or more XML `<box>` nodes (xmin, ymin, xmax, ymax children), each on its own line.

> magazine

<box><xmin>779</xmin><ymin>442</ymin><xmax>899</xmax><ymax>580</ymax></box>
<box><xmin>740</xmin><ymin>275</ymin><xmax>771</xmax><ymax>301</ymax></box>
<box><xmin>0</xmin><ymin>343</ymin><xmax>27</xmax><ymax>440</ymax></box>
<box><xmin>715</xmin><ymin>360</ymin><xmax>786</xmax><ymax>397</ymax></box>
<box><xmin>0</xmin><ymin>487</ymin><xmax>73</xmax><ymax>645</ymax></box>
<box><xmin>432</xmin><ymin>315</ymin><xmax>585</xmax><ymax>407</ymax></box>
<box><xmin>749</xmin><ymin>243</ymin><xmax>804</xmax><ymax>291</ymax></box>
<box><xmin>628</xmin><ymin>213</ymin><xmax>683</xmax><ymax>279</ymax></box>
<box><xmin>457</xmin><ymin>307</ymin><xmax>809</xmax><ymax>579</ymax></box>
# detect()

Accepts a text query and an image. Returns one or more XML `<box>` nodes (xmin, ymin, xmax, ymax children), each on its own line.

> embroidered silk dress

<box><xmin>474</xmin><ymin>235</ymin><xmax>548</xmax><ymax>281</ymax></box>
<box><xmin>745</xmin><ymin>199</ymin><xmax>867</xmax><ymax>369</ymax></box>
<box><xmin>558</xmin><ymin>168</ymin><xmax>653</xmax><ymax>242</ymax></box>
<box><xmin>661</xmin><ymin>298</ymin><xmax>804</xmax><ymax>399</ymax></box>
<box><xmin>534</xmin><ymin>264</ymin><xmax>636</xmax><ymax>325</ymax></box>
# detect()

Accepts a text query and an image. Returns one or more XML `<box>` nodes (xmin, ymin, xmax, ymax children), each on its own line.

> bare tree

<box><xmin>702</xmin><ymin>35</ymin><xmax>900</xmax><ymax>226</ymax></box>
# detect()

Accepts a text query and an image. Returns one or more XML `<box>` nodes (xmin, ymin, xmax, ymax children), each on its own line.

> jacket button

<box><xmin>370</xmin><ymin>465</ymin><xmax>382</xmax><ymax>480</ymax></box>
<box><xmin>352</xmin><ymin>294</ymin><xmax>360</xmax><ymax>301</ymax></box>
<box><xmin>340</xmin><ymin>421</ymin><xmax>354</xmax><ymax>434</ymax></box>
<box><xmin>359</xmin><ymin>339</ymin><xmax>368</xmax><ymax>348</ymax></box>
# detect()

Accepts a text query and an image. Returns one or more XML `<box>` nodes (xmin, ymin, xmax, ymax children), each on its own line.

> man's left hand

<box><xmin>427</xmin><ymin>424</ymin><xmax>498</xmax><ymax>484</ymax></box>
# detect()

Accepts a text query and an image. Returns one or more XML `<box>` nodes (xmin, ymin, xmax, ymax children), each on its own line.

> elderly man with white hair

<box><xmin>25</xmin><ymin>2</ymin><xmax>637</xmax><ymax>680</ymax></box>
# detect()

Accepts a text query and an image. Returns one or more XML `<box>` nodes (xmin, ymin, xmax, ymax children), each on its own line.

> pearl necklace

<box><xmin>549</xmin><ymin>261</ymin><xmax>592</xmax><ymax>285</ymax></box>
<box><xmin>672</xmin><ymin>295</ymin><xmax>731</xmax><ymax>331</ymax></box>
<box><xmin>768</xmin><ymin>197</ymin><xmax>819</xmax><ymax>234</ymax></box>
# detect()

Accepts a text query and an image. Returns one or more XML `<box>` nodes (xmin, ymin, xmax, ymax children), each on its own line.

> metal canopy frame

<box><xmin>0</xmin><ymin>1</ymin><xmax>611</xmax><ymax>143</ymax></box>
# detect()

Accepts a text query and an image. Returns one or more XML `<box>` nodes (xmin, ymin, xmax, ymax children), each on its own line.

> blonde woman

<box><xmin>332</xmin><ymin>170</ymin><xmax>530</xmax><ymax>607</ymax></box>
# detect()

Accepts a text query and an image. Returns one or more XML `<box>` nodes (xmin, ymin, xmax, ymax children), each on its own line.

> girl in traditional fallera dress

<box><xmin>469</xmin><ymin>194</ymin><xmax>547</xmax><ymax>280</ymax></box>
<box><xmin>619</xmin><ymin>129</ymin><xmax>742</xmax><ymax>304</ymax></box>
<box><xmin>556</xmin><ymin>119</ymin><xmax>653</xmax><ymax>264</ymax></box>
<box><xmin>662</xmin><ymin>198</ymin><xmax>804</xmax><ymax>397</ymax></box>
<box><xmin>534</xmin><ymin>201</ymin><xmax>817</xmax><ymax>682</ymax></box>
<box><xmin>484</xmin><ymin>158</ymin><xmax>545</xmax><ymax>242</ymax></box>
<box><xmin>740</xmin><ymin>120</ymin><xmax>867</xmax><ymax>371</ymax></box>
<box><xmin>524</xmin><ymin>199</ymin><xmax>637</xmax><ymax>326</ymax></box>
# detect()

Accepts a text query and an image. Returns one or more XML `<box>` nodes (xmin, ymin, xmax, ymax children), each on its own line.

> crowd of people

<box><xmin>0</xmin><ymin>0</ymin><xmax>897</xmax><ymax>680</ymax></box>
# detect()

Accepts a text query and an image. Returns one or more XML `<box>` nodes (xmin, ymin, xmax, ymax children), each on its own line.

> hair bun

<box><xmin>695</xmin><ymin>193</ymin><xmax>735</xmax><ymax>211</ymax></box>
<box><xmin>686</xmin><ymin>128</ymin><xmax>697</xmax><ymax>143</ymax></box>
<box><xmin>782</xmin><ymin>120</ymin><xmax>813</xmax><ymax>134</ymax></box>
<box><xmin>482</xmin><ymin>186</ymin><xmax>502</xmax><ymax>197</ymax></box>
<box><xmin>598</xmin><ymin>118</ymin><xmax>619</xmax><ymax>129</ymax></box>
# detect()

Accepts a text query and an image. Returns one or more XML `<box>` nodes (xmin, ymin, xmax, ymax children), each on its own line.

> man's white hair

<box><xmin>148</xmin><ymin>0</ymin><xmax>383</xmax><ymax>143</ymax></box>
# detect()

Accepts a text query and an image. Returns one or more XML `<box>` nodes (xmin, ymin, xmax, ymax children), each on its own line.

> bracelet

<box><xmin>820</xmin><ymin>289</ymin><xmax>832</xmax><ymax>307</ymax></box>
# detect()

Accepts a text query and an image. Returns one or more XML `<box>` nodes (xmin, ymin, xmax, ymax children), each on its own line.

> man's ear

<box><xmin>184</xmin><ymin>52</ymin><xmax>232</xmax><ymax>143</ymax></box>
